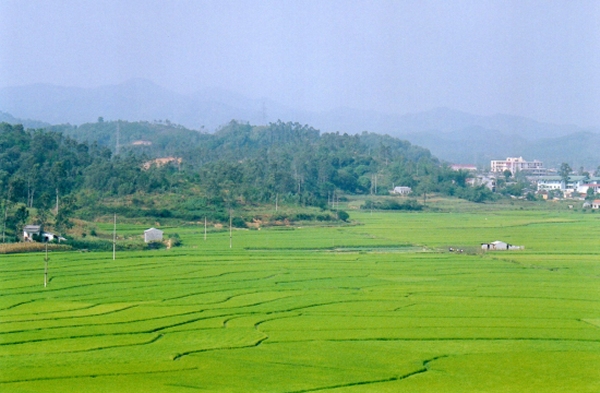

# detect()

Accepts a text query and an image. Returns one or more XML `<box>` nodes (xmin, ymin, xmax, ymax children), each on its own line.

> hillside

<box><xmin>1</xmin><ymin>80</ymin><xmax>597</xmax><ymax>168</ymax></box>
<box><xmin>3</xmin><ymin>120</ymin><xmax>496</xmax><ymax>241</ymax></box>
<box><xmin>0</xmin><ymin>111</ymin><xmax>50</xmax><ymax>129</ymax></box>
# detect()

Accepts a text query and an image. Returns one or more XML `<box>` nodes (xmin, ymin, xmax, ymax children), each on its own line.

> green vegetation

<box><xmin>2</xmin><ymin>117</ymin><xmax>597</xmax><ymax>390</ymax></box>
<box><xmin>1</xmin><ymin>206</ymin><xmax>599</xmax><ymax>392</ymax></box>
<box><xmin>1</xmin><ymin>119</ymin><xmax>501</xmax><ymax>242</ymax></box>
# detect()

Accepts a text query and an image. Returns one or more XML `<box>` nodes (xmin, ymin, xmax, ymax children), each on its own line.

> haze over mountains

<box><xmin>1</xmin><ymin>79</ymin><xmax>598</xmax><ymax>168</ymax></box>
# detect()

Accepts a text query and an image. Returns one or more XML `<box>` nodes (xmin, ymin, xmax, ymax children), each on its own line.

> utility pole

<box><xmin>275</xmin><ymin>193</ymin><xmax>278</xmax><ymax>212</ymax></box>
<box><xmin>333</xmin><ymin>190</ymin><xmax>336</xmax><ymax>210</ymax></box>
<box><xmin>2</xmin><ymin>200</ymin><xmax>7</xmax><ymax>243</ymax></box>
<box><xmin>116</xmin><ymin>121</ymin><xmax>121</xmax><ymax>155</ymax></box>
<box><xmin>112</xmin><ymin>214</ymin><xmax>116</xmax><ymax>260</ymax></box>
<box><xmin>229</xmin><ymin>210</ymin><xmax>232</xmax><ymax>249</ymax></box>
<box><xmin>44</xmin><ymin>242</ymin><xmax>48</xmax><ymax>288</ymax></box>
<box><xmin>204</xmin><ymin>216</ymin><xmax>207</xmax><ymax>241</ymax></box>
<box><xmin>335</xmin><ymin>191</ymin><xmax>339</xmax><ymax>220</ymax></box>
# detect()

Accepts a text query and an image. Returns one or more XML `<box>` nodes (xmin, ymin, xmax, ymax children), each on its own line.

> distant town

<box><xmin>449</xmin><ymin>157</ymin><xmax>600</xmax><ymax>207</ymax></box>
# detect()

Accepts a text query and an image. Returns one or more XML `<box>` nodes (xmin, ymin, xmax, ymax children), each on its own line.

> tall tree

<box><xmin>13</xmin><ymin>206</ymin><xmax>29</xmax><ymax>241</ymax></box>
<box><xmin>558</xmin><ymin>163</ymin><xmax>572</xmax><ymax>188</ymax></box>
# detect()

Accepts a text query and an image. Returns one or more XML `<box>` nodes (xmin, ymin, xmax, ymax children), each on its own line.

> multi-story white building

<box><xmin>491</xmin><ymin>157</ymin><xmax>545</xmax><ymax>175</ymax></box>
<box><xmin>537</xmin><ymin>176</ymin><xmax>600</xmax><ymax>194</ymax></box>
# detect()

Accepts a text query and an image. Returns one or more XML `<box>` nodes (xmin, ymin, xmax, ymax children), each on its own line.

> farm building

<box><xmin>23</xmin><ymin>225</ymin><xmax>42</xmax><ymax>241</ymax></box>
<box><xmin>391</xmin><ymin>186</ymin><xmax>412</xmax><ymax>195</ymax></box>
<box><xmin>593</xmin><ymin>200</ymin><xmax>600</xmax><ymax>209</ymax></box>
<box><xmin>144</xmin><ymin>228</ymin><xmax>164</xmax><ymax>243</ymax></box>
<box><xmin>23</xmin><ymin>225</ymin><xmax>57</xmax><ymax>242</ymax></box>
<box><xmin>481</xmin><ymin>240</ymin><xmax>524</xmax><ymax>251</ymax></box>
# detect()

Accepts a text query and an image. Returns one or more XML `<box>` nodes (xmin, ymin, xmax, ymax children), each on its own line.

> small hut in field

<box><xmin>144</xmin><ymin>228</ymin><xmax>163</xmax><ymax>243</ymax></box>
<box><xmin>481</xmin><ymin>240</ymin><xmax>524</xmax><ymax>251</ymax></box>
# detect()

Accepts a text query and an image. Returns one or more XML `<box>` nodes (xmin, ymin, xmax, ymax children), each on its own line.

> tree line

<box><xmin>1</xmin><ymin>120</ymin><xmax>492</xmax><ymax>241</ymax></box>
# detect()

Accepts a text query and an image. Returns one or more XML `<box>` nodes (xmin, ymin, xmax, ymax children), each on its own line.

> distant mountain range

<box><xmin>1</xmin><ymin>79</ymin><xmax>598</xmax><ymax>168</ymax></box>
<box><xmin>0</xmin><ymin>111</ymin><xmax>50</xmax><ymax>129</ymax></box>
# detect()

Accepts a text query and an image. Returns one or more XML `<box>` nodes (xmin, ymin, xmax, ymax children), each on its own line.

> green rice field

<box><xmin>1</xmin><ymin>208</ymin><xmax>599</xmax><ymax>392</ymax></box>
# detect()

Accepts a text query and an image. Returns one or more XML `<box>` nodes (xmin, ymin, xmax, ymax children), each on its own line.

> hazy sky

<box><xmin>1</xmin><ymin>0</ymin><xmax>599</xmax><ymax>126</ymax></box>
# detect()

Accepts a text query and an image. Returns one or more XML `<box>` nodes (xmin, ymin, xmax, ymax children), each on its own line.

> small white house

<box><xmin>391</xmin><ymin>186</ymin><xmax>412</xmax><ymax>195</ymax></box>
<box><xmin>592</xmin><ymin>200</ymin><xmax>600</xmax><ymax>209</ymax></box>
<box><xmin>481</xmin><ymin>240</ymin><xmax>524</xmax><ymax>251</ymax></box>
<box><xmin>144</xmin><ymin>228</ymin><xmax>164</xmax><ymax>243</ymax></box>
<box><xmin>23</xmin><ymin>225</ymin><xmax>57</xmax><ymax>242</ymax></box>
<box><xmin>23</xmin><ymin>225</ymin><xmax>42</xmax><ymax>241</ymax></box>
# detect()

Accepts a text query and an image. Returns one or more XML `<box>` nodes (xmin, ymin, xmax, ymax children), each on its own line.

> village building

<box><xmin>592</xmin><ymin>200</ymin><xmax>600</xmax><ymax>210</ymax></box>
<box><xmin>537</xmin><ymin>190</ymin><xmax>550</xmax><ymax>200</ymax></box>
<box><xmin>132</xmin><ymin>140</ymin><xmax>153</xmax><ymax>146</ymax></box>
<box><xmin>390</xmin><ymin>186</ymin><xmax>412</xmax><ymax>195</ymax></box>
<box><xmin>451</xmin><ymin>164</ymin><xmax>477</xmax><ymax>172</ymax></box>
<box><xmin>577</xmin><ymin>183</ymin><xmax>600</xmax><ymax>195</ymax></box>
<box><xmin>481</xmin><ymin>240</ymin><xmax>524</xmax><ymax>251</ymax></box>
<box><xmin>491</xmin><ymin>157</ymin><xmax>545</xmax><ymax>176</ymax></box>
<box><xmin>537</xmin><ymin>176</ymin><xmax>600</xmax><ymax>195</ymax></box>
<box><xmin>144</xmin><ymin>228</ymin><xmax>164</xmax><ymax>243</ymax></box>
<box><xmin>23</xmin><ymin>225</ymin><xmax>42</xmax><ymax>241</ymax></box>
<box><xmin>23</xmin><ymin>225</ymin><xmax>57</xmax><ymax>242</ymax></box>
<box><xmin>467</xmin><ymin>175</ymin><xmax>496</xmax><ymax>191</ymax></box>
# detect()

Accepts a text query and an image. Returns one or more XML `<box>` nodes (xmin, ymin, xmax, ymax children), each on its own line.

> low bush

<box><xmin>362</xmin><ymin>199</ymin><xmax>424</xmax><ymax>211</ymax></box>
<box><xmin>165</xmin><ymin>233</ymin><xmax>182</xmax><ymax>248</ymax></box>
<box><xmin>231</xmin><ymin>217</ymin><xmax>247</xmax><ymax>228</ymax></box>
<box><xmin>294</xmin><ymin>213</ymin><xmax>314</xmax><ymax>221</ymax></box>
<box><xmin>337</xmin><ymin>210</ymin><xmax>350</xmax><ymax>221</ymax></box>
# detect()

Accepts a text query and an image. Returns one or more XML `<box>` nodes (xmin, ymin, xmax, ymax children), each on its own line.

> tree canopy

<box><xmin>1</xmin><ymin>119</ymin><xmax>497</xmax><ymax>239</ymax></box>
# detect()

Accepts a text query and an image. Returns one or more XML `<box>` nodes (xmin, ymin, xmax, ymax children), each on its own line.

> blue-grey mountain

<box><xmin>1</xmin><ymin>80</ymin><xmax>597</xmax><ymax>168</ymax></box>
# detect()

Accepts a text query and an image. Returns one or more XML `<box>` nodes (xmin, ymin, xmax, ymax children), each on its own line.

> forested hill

<box><xmin>0</xmin><ymin>120</ymin><xmax>491</xmax><ymax>238</ymax></box>
<box><xmin>49</xmin><ymin>118</ymin><xmax>431</xmax><ymax>165</ymax></box>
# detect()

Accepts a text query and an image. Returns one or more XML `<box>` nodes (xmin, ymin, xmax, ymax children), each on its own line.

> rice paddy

<box><xmin>1</xmin><ymin>208</ymin><xmax>599</xmax><ymax>392</ymax></box>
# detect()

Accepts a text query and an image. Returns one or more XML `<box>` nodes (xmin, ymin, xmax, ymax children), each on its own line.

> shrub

<box><xmin>166</xmin><ymin>233</ymin><xmax>182</xmax><ymax>247</ymax></box>
<box><xmin>231</xmin><ymin>217</ymin><xmax>247</xmax><ymax>228</ymax></box>
<box><xmin>362</xmin><ymin>199</ymin><xmax>423</xmax><ymax>211</ymax></box>
<box><xmin>294</xmin><ymin>213</ymin><xmax>314</xmax><ymax>221</ymax></box>
<box><xmin>147</xmin><ymin>241</ymin><xmax>165</xmax><ymax>250</ymax></box>
<box><xmin>337</xmin><ymin>210</ymin><xmax>350</xmax><ymax>222</ymax></box>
